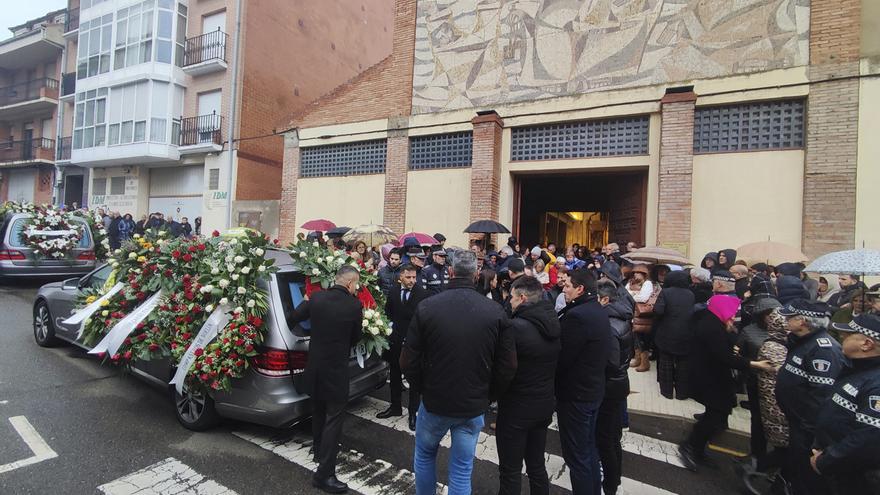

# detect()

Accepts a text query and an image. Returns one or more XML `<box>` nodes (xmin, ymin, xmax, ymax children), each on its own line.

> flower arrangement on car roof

<box><xmin>19</xmin><ymin>204</ymin><xmax>83</xmax><ymax>260</ymax></box>
<box><xmin>76</xmin><ymin>228</ymin><xmax>278</xmax><ymax>392</ymax></box>
<box><xmin>286</xmin><ymin>239</ymin><xmax>392</xmax><ymax>360</ymax></box>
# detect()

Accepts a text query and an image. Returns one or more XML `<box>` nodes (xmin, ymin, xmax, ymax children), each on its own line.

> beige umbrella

<box><xmin>622</xmin><ymin>246</ymin><xmax>690</xmax><ymax>266</ymax></box>
<box><xmin>342</xmin><ymin>224</ymin><xmax>398</xmax><ymax>248</ymax></box>
<box><xmin>736</xmin><ymin>241</ymin><xmax>807</xmax><ymax>266</ymax></box>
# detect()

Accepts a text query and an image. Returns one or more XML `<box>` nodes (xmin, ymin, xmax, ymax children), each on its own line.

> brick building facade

<box><xmin>279</xmin><ymin>0</ymin><xmax>879</xmax><ymax>261</ymax></box>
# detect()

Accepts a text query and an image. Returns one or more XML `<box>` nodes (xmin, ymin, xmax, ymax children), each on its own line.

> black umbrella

<box><xmin>464</xmin><ymin>220</ymin><xmax>510</xmax><ymax>252</ymax></box>
<box><xmin>464</xmin><ymin>220</ymin><xmax>510</xmax><ymax>234</ymax></box>
<box><xmin>326</xmin><ymin>226</ymin><xmax>351</xmax><ymax>238</ymax></box>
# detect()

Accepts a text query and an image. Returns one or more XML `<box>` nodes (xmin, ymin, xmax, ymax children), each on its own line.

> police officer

<box><xmin>420</xmin><ymin>245</ymin><xmax>450</xmax><ymax>296</ymax></box>
<box><xmin>811</xmin><ymin>314</ymin><xmax>880</xmax><ymax>494</ymax></box>
<box><xmin>775</xmin><ymin>300</ymin><xmax>848</xmax><ymax>495</ymax></box>
<box><xmin>406</xmin><ymin>246</ymin><xmax>427</xmax><ymax>283</ymax></box>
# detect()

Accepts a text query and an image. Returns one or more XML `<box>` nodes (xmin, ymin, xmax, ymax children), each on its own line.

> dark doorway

<box><xmin>515</xmin><ymin>170</ymin><xmax>648</xmax><ymax>251</ymax></box>
<box><xmin>64</xmin><ymin>174</ymin><xmax>84</xmax><ymax>207</ymax></box>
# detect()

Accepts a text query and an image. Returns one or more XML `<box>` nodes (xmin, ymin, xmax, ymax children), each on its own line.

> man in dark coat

<box><xmin>107</xmin><ymin>212</ymin><xmax>121</xmax><ymax>250</ymax></box>
<box><xmin>378</xmin><ymin>264</ymin><xmax>427</xmax><ymax>431</ymax></box>
<box><xmin>555</xmin><ymin>268</ymin><xmax>613</xmax><ymax>494</ymax></box>
<box><xmin>597</xmin><ymin>281</ymin><xmax>634</xmax><ymax>495</ymax></box>
<box><xmin>401</xmin><ymin>250</ymin><xmax>516</xmax><ymax>495</ymax></box>
<box><xmin>286</xmin><ymin>266</ymin><xmax>363</xmax><ymax>494</ymax></box>
<box><xmin>653</xmin><ymin>270</ymin><xmax>695</xmax><ymax>400</ymax></box>
<box><xmin>496</xmin><ymin>275</ymin><xmax>561</xmax><ymax>495</ymax></box>
<box><xmin>679</xmin><ymin>295</ymin><xmax>772</xmax><ymax>471</ymax></box>
<box><xmin>502</xmin><ymin>258</ymin><xmax>526</xmax><ymax>316</ymax></box>
<box><xmin>377</xmin><ymin>248</ymin><xmax>402</xmax><ymax>299</ymax></box>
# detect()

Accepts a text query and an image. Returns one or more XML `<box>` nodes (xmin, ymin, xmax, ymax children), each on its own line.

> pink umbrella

<box><xmin>398</xmin><ymin>232</ymin><xmax>437</xmax><ymax>246</ymax></box>
<box><xmin>301</xmin><ymin>219</ymin><xmax>336</xmax><ymax>231</ymax></box>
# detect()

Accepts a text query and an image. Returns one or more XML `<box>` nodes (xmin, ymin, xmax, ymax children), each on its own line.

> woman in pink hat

<box><xmin>678</xmin><ymin>295</ymin><xmax>775</xmax><ymax>471</ymax></box>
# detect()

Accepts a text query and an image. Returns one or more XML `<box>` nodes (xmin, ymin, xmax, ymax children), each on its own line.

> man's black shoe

<box><xmin>677</xmin><ymin>443</ymin><xmax>698</xmax><ymax>472</ymax></box>
<box><xmin>312</xmin><ymin>475</ymin><xmax>348</xmax><ymax>494</ymax></box>
<box><xmin>376</xmin><ymin>406</ymin><xmax>403</xmax><ymax>419</ymax></box>
<box><xmin>408</xmin><ymin>415</ymin><xmax>417</xmax><ymax>432</ymax></box>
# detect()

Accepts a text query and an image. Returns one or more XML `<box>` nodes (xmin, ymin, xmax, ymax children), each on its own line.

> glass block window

<box><xmin>693</xmin><ymin>99</ymin><xmax>805</xmax><ymax>153</ymax></box>
<box><xmin>511</xmin><ymin>116</ymin><xmax>649</xmax><ymax>161</ymax></box>
<box><xmin>300</xmin><ymin>140</ymin><xmax>387</xmax><ymax>178</ymax></box>
<box><xmin>409</xmin><ymin>132</ymin><xmax>473</xmax><ymax>170</ymax></box>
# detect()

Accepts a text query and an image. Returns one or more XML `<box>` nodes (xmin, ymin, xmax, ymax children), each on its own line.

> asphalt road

<box><xmin>0</xmin><ymin>279</ymin><xmax>749</xmax><ymax>495</ymax></box>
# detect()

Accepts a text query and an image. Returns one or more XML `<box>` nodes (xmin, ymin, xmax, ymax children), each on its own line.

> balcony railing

<box><xmin>179</xmin><ymin>113</ymin><xmax>223</xmax><ymax>147</ymax></box>
<box><xmin>57</xmin><ymin>136</ymin><xmax>72</xmax><ymax>161</ymax></box>
<box><xmin>183</xmin><ymin>29</ymin><xmax>228</xmax><ymax>67</ymax></box>
<box><xmin>0</xmin><ymin>138</ymin><xmax>55</xmax><ymax>163</ymax></box>
<box><xmin>65</xmin><ymin>8</ymin><xmax>79</xmax><ymax>33</ymax></box>
<box><xmin>0</xmin><ymin>79</ymin><xmax>60</xmax><ymax>107</ymax></box>
<box><xmin>61</xmin><ymin>73</ymin><xmax>76</xmax><ymax>98</ymax></box>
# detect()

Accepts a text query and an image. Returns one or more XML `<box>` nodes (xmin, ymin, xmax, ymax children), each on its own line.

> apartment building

<box><xmin>57</xmin><ymin>0</ymin><xmax>393</xmax><ymax>236</ymax></box>
<box><xmin>0</xmin><ymin>10</ymin><xmax>66</xmax><ymax>205</ymax></box>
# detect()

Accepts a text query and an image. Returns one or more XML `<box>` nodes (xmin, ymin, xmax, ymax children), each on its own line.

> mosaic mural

<box><xmin>411</xmin><ymin>0</ymin><xmax>810</xmax><ymax>113</ymax></box>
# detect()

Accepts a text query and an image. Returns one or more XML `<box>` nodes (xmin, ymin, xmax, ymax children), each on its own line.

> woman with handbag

<box><xmin>628</xmin><ymin>264</ymin><xmax>659</xmax><ymax>372</ymax></box>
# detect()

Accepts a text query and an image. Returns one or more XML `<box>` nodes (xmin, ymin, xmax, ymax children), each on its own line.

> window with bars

<box><xmin>511</xmin><ymin>117</ymin><xmax>649</xmax><ymax>161</ymax></box>
<box><xmin>300</xmin><ymin>140</ymin><xmax>387</xmax><ymax>178</ymax></box>
<box><xmin>92</xmin><ymin>178</ymin><xmax>107</xmax><ymax>196</ymax></box>
<box><xmin>208</xmin><ymin>168</ymin><xmax>220</xmax><ymax>190</ymax></box>
<box><xmin>110</xmin><ymin>176</ymin><xmax>126</xmax><ymax>195</ymax></box>
<box><xmin>409</xmin><ymin>132</ymin><xmax>473</xmax><ymax>170</ymax></box>
<box><xmin>693</xmin><ymin>99</ymin><xmax>805</xmax><ymax>153</ymax></box>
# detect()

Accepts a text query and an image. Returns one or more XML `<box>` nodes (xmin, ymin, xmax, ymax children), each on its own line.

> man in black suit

<box><xmin>378</xmin><ymin>264</ymin><xmax>427</xmax><ymax>430</ymax></box>
<box><xmin>287</xmin><ymin>265</ymin><xmax>363</xmax><ymax>494</ymax></box>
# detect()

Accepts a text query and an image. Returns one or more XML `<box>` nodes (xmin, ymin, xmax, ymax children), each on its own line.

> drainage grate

<box><xmin>693</xmin><ymin>99</ymin><xmax>805</xmax><ymax>153</ymax></box>
<box><xmin>409</xmin><ymin>132</ymin><xmax>473</xmax><ymax>170</ymax></box>
<box><xmin>511</xmin><ymin>117</ymin><xmax>649</xmax><ymax>161</ymax></box>
<box><xmin>300</xmin><ymin>139</ymin><xmax>387</xmax><ymax>177</ymax></box>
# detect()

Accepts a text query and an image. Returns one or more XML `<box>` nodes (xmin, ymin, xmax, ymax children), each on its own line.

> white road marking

<box><xmin>348</xmin><ymin>396</ymin><xmax>677</xmax><ymax>494</ymax></box>
<box><xmin>550</xmin><ymin>413</ymin><xmax>686</xmax><ymax>468</ymax></box>
<box><xmin>233</xmin><ymin>428</ymin><xmax>447</xmax><ymax>495</ymax></box>
<box><xmin>0</xmin><ymin>416</ymin><xmax>59</xmax><ymax>474</ymax></box>
<box><xmin>97</xmin><ymin>457</ymin><xmax>236</xmax><ymax>495</ymax></box>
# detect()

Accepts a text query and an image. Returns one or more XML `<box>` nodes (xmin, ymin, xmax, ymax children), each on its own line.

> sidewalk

<box><xmin>627</xmin><ymin>366</ymin><xmax>751</xmax><ymax>434</ymax></box>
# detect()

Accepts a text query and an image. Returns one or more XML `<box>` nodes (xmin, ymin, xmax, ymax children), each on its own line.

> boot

<box><xmin>636</xmin><ymin>351</ymin><xmax>651</xmax><ymax>372</ymax></box>
<box><xmin>629</xmin><ymin>352</ymin><xmax>642</xmax><ymax>368</ymax></box>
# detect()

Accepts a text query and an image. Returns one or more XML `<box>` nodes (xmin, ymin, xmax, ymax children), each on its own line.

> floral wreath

<box><xmin>20</xmin><ymin>205</ymin><xmax>82</xmax><ymax>260</ymax></box>
<box><xmin>286</xmin><ymin>239</ymin><xmax>392</xmax><ymax>359</ymax></box>
<box><xmin>70</xmin><ymin>209</ymin><xmax>110</xmax><ymax>260</ymax></box>
<box><xmin>77</xmin><ymin>228</ymin><xmax>278</xmax><ymax>392</ymax></box>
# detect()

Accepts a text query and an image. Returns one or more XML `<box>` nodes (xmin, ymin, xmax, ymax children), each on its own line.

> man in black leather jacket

<box><xmin>596</xmin><ymin>281</ymin><xmax>634</xmax><ymax>495</ymax></box>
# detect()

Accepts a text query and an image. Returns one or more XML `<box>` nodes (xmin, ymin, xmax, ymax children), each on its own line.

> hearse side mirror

<box><xmin>62</xmin><ymin>278</ymin><xmax>80</xmax><ymax>290</ymax></box>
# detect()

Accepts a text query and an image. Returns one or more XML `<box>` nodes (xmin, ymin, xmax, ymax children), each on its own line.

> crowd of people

<box><xmin>289</xmin><ymin>231</ymin><xmax>880</xmax><ymax>495</ymax></box>
<box><xmin>76</xmin><ymin>204</ymin><xmax>201</xmax><ymax>249</ymax></box>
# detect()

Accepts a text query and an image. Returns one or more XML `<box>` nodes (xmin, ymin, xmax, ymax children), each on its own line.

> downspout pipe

<box><xmin>224</xmin><ymin>0</ymin><xmax>243</xmax><ymax>229</ymax></box>
<box><xmin>53</xmin><ymin>30</ymin><xmax>68</xmax><ymax>207</ymax></box>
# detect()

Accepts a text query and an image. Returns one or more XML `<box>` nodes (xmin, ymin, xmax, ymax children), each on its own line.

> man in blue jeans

<box><xmin>555</xmin><ymin>268</ymin><xmax>613</xmax><ymax>494</ymax></box>
<box><xmin>401</xmin><ymin>249</ymin><xmax>516</xmax><ymax>494</ymax></box>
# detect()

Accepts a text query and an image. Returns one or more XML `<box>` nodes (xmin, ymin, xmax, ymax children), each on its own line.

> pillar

<box><xmin>656</xmin><ymin>89</ymin><xmax>697</xmax><ymax>257</ymax></box>
<box><xmin>470</xmin><ymin>110</ymin><xmax>503</xmax><ymax>249</ymax></box>
<box><xmin>279</xmin><ymin>130</ymin><xmax>300</xmax><ymax>245</ymax></box>
<box><xmin>383</xmin><ymin>117</ymin><xmax>409</xmax><ymax>235</ymax></box>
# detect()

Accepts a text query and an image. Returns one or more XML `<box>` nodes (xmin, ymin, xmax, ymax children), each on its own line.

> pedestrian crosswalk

<box><xmin>93</xmin><ymin>394</ymin><xmax>695</xmax><ymax>495</ymax></box>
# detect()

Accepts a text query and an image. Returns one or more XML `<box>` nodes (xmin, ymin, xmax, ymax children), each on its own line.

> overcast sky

<box><xmin>1</xmin><ymin>1</ymin><xmax>68</xmax><ymax>41</ymax></box>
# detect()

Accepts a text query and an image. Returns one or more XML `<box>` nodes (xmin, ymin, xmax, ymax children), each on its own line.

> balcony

<box><xmin>56</xmin><ymin>136</ymin><xmax>72</xmax><ymax>163</ymax></box>
<box><xmin>0</xmin><ymin>138</ymin><xmax>55</xmax><ymax>166</ymax></box>
<box><xmin>0</xmin><ymin>79</ymin><xmax>59</xmax><ymax>119</ymax></box>
<box><xmin>64</xmin><ymin>9</ymin><xmax>79</xmax><ymax>38</ymax></box>
<box><xmin>179</xmin><ymin>113</ymin><xmax>223</xmax><ymax>154</ymax></box>
<box><xmin>60</xmin><ymin>73</ymin><xmax>76</xmax><ymax>101</ymax></box>
<box><xmin>182</xmin><ymin>30</ymin><xmax>228</xmax><ymax>76</ymax></box>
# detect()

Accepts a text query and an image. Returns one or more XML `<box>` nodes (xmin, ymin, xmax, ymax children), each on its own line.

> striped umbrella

<box><xmin>342</xmin><ymin>224</ymin><xmax>398</xmax><ymax>248</ymax></box>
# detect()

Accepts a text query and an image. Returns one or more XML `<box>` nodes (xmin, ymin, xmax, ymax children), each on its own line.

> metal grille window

<box><xmin>300</xmin><ymin>140</ymin><xmax>387</xmax><ymax>178</ymax></box>
<box><xmin>92</xmin><ymin>178</ymin><xmax>107</xmax><ymax>196</ymax></box>
<box><xmin>110</xmin><ymin>177</ymin><xmax>126</xmax><ymax>195</ymax></box>
<box><xmin>511</xmin><ymin>117</ymin><xmax>649</xmax><ymax>161</ymax></box>
<box><xmin>208</xmin><ymin>168</ymin><xmax>220</xmax><ymax>190</ymax></box>
<box><xmin>409</xmin><ymin>132</ymin><xmax>473</xmax><ymax>170</ymax></box>
<box><xmin>693</xmin><ymin>99</ymin><xmax>805</xmax><ymax>153</ymax></box>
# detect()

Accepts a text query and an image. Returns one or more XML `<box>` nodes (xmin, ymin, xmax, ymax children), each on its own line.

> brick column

<box><xmin>656</xmin><ymin>90</ymin><xmax>697</xmax><ymax>256</ymax></box>
<box><xmin>279</xmin><ymin>130</ymin><xmax>300</xmax><ymax>245</ymax></box>
<box><xmin>802</xmin><ymin>0</ymin><xmax>861</xmax><ymax>258</ymax></box>
<box><xmin>383</xmin><ymin>117</ymin><xmax>409</xmax><ymax>234</ymax></box>
<box><xmin>470</xmin><ymin>110</ymin><xmax>504</xmax><ymax>248</ymax></box>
